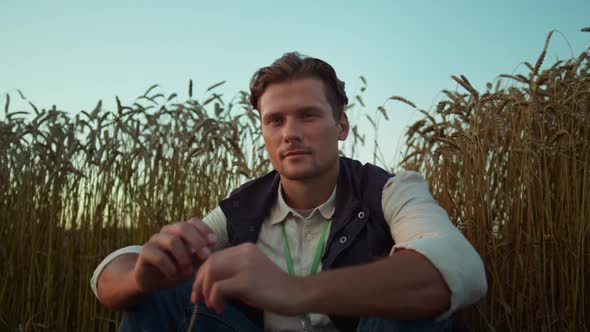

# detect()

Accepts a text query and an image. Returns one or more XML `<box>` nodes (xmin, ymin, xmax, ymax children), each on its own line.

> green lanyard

<box><xmin>281</xmin><ymin>219</ymin><xmax>331</xmax><ymax>276</ymax></box>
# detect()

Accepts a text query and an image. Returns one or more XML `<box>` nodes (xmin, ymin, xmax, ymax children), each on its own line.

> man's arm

<box><xmin>92</xmin><ymin>208</ymin><xmax>229</xmax><ymax>311</ymax></box>
<box><xmin>297</xmin><ymin>249</ymin><xmax>449</xmax><ymax>318</ymax></box>
<box><xmin>297</xmin><ymin>171</ymin><xmax>486</xmax><ymax>318</ymax></box>
<box><xmin>190</xmin><ymin>243</ymin><xmax>450</xmax><ymax>319</ymax></box>
<box><xmin>96</xmin><ymin>253</ymin><xmax>143</xmax><ymax>311</ymax></box>
<box><xmin>192</xmin><ymin>172</ymin><xmax>486</xmax><ymax>320</ymax></box>
<box><xmin>381</xmin><ymin>171</ymin><xmax>488</xmax><ymax>318</ymax></box>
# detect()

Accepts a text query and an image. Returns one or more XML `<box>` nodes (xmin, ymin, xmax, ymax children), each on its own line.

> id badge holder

<box><xmin>300</xmin><ymin>314</ymin><xmax>313</xmax><ymax>332</ymax></box>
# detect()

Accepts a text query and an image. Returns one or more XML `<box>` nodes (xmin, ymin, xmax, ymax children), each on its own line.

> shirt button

<box><xmin>233</xmin><ymin>201</ymin><xmax>240</xmax><ymax>207</ymax></box>
<box><xmin>306</xmin><ymin>234</ymin><xmax>313</xmax><ymax>241</ymax></box>
<box><xmin>357</xmin><ymin>211</ymin><xmax>366</xmax><ymax>219</ymax></box>
<box><xmin>249</xmin><ymin>226</ymin><xmax>255</xmax><ymax>232</ymax></box>
<box><xmin>339</xmin><ymin>236</ymin><xmax>347</xmax><ymax>244</ymax></box>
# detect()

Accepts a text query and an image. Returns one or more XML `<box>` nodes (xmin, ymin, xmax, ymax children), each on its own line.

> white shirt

<box><xmin>90</xmin><ymin>171</ymin><xmax>487</xmax><ymax>331</ymax></box>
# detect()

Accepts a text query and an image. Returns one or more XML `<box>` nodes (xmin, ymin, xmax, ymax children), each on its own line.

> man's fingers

<box><xmin>191</xmin><ymin>265</ymin><xmax>206</xmax><ymax>304</ymax></box>
<box><xmin>190</xmin><ymin>247</ymin><xmax>249</xmax><ymax>305</ymax></box>
<box><xmin>187</xmin><ymin>217</ymin><xmax>217</xmax><ymax>246</ymax></box>
<box><xmin>208</xmin><ymin>278</ymin><xmax>243</xmax><ymax>314</ymax></box>
<box><xmin>200</xmin><ymin>258</ymin><xmax>218</xmax><ymax>305</ymax></box>
<box><xmin>161</xmin><ymin>222</ymin><xmax>211</xmax><ymax>261</ymax></box>
<box><xmin>139</xmin><ymin>245</ymin><xmax>178</xmax><ymax>280</ymax></box>
<box><xmin>191</xmin><ymin>252</ymin><xmax>227</xmax><ymax>305</ymax></box>
<box><xmin>151</xmin><ymin>233</ymin><xmax>192</xmax><ymax>273</ymax></box>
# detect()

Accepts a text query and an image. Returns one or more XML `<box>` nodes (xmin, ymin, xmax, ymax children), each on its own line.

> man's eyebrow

<box><xmin>296</xmin><ymin>106</ymin><xmax>322</xmax><ymax>113</ymax></box>
<box><xmin>262</xmin><ymin>105</ymin><xmax>322</xmax><ymax>119</ymax></box>
<box><xmin>261</xmin><ymin>111</ymin><xmax>282</xmax><ymax>121</ymax></box>
<box><xmin>262</xmin><ymin>110</ymin><xmax>281</xmax><ymax>117</ymax></box>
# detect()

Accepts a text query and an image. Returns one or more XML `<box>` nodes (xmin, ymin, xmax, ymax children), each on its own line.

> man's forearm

<box><xmin>97</xmin><ymin>253</ymin><xmax>143</xmax><ymax>311</ymax></box>
<box><xmin>298</xmin><ymin>249</ymin><xmax>451</xmax><ymax>319</ymax></box>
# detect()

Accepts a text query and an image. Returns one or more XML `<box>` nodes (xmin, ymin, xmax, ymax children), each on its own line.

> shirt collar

<box><xmin>268</xmin><ymin>182</ymin><xmax>336</xmax><ymax>224</ymax></box>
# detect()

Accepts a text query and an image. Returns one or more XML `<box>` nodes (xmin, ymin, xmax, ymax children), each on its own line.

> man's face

<box><xmin>259</xmin><ymin>77</ymin><xmax>349</xmax><ymax>181</ymax></box>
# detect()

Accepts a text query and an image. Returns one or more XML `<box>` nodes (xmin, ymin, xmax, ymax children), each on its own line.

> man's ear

<box><xmin>337</xmin><ymin>112</ymin><xmax>349</xmax><ymax>141</ymax></box>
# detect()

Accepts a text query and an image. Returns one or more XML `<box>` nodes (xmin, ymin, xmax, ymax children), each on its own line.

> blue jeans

<box><xmin>119</xmin><ymin>280</ymin><xmax>455</xmax><ymax>332</ymax></box>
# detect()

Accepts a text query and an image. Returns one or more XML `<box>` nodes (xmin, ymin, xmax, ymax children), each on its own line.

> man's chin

<box><xmin>278</xmin><ymin>166</ymin><xmax>317</xmax><ymax>181</ymax></box>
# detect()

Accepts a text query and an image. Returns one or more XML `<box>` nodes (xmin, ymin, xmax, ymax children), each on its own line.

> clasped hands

<box><xmin>133</xmin><ymin>217</ymin><xmax>308</xmax><ymax>316</ymax></box>
<box><xmin>192</xmin><ymin>241</ymin><xmax>308</xmax><ymax>315</ymax></box>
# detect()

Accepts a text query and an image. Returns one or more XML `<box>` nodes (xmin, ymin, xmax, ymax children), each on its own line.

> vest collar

<box><xmin>220</xmin><ymin>158</ymin><xmax>361</xmax><ymax>246</ymax></box>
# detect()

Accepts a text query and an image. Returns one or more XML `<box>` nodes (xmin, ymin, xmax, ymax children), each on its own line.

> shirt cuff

<box><xmin>90</xmin><ymin>245</ymin><xmax>143</xmax><ymax>302</ymax></box>
<box><xmin>391</xmin><ymin>236</ymin><xmax>487</xmax><ymax>321</ymax></box>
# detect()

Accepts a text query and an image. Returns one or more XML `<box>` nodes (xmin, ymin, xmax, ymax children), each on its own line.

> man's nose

<box><xmin>282</xmin><ymin>118</ymin><xmax>302</xmax><ymax>142</ymax></box>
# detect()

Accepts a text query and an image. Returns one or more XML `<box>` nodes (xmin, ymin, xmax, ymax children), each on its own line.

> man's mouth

<box><xmin>282</xmin><ymin>150</ymin><xmax>310</xmax><ymax>159</ymax></box>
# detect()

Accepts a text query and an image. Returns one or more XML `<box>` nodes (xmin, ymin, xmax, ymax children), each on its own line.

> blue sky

<box><xmin>1</xmin><ymin>0</ymin><xmax>588</xmax><ymax>165</ymax></box>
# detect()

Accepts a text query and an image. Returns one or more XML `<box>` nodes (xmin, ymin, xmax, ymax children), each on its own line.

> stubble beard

<box><xmin>278</xmin><ymin>155</ymin><xmax>337</xmax><ymax>182</ymax></box>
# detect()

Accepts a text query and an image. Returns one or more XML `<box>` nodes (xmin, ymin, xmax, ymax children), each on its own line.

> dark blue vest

<box><xmin>219</xmin><ymin>157</ymin><xmax>394</xmax><ymax>332</ymax></box>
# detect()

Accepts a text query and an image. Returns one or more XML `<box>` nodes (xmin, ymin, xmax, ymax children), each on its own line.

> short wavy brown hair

<box><xmin>249</xmin><ymin>52</ymin><xmax>349</xmax><ymax>120</ymax></box>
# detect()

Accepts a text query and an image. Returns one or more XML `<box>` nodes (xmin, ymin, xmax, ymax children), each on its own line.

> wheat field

<box><xmin>0</xmin><ymin>30</ymin><xmax>588</xmax><ymax>331</ymax></box>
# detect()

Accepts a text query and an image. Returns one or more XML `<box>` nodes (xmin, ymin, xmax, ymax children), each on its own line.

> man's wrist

<box><xmin>292</xmin><ymin>275</ymin><xmax>321</xmax><ymax>315</ymax></box>
<box><xmin>127</xmin><ymin>268</ymin><xmax>143</xmax><ymax>297</ymax></box>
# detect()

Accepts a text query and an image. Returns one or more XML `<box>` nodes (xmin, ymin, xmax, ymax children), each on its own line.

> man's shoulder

<box><xmin>219</xmin><ymin>170</ymin><xmax>280</xmax><ymax>233</ymax></box>
<box><xmin>340</xmin><ymin>157</ymin><xmax>393</xmax><ymax>184</ymax></box>
<box><xmin>226</xmin><ymin>170</ymin><xmax>278</xmax><ymax>198</ymax></box>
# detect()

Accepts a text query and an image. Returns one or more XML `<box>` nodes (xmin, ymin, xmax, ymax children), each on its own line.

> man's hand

<box><xmin>191</xmin><ymin>243</ymin><xmax>305</xmax><ymax>316</ymax></box>
<box><xmin>133</xmin><ymin>217</ymin><xmax>217</xmax><ymax>294</ymax></box>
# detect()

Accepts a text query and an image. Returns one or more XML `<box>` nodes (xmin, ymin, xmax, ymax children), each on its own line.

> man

<box><xmin>91</xmin><ymin>52</ymin><xmax>487</xmax><ymax>332</ymax></box>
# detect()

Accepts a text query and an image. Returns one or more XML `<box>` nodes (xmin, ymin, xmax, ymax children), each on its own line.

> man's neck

<box><xmin>280</xmin><ymin>163</ymin><xmax>339</xmax><ymax>210</ymax></box>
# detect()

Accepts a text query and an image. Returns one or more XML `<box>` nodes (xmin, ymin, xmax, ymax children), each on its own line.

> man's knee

<box><xmin>119</xmin><ymin>283</ymin><xmax>192</xmax><ymax>332</ymax></box>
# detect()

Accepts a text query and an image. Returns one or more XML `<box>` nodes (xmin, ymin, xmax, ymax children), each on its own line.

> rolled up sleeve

<box><xmin>382</xmin><ymin>171</ymin><xmax>487</xmax><ymax>320</ymax></box>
